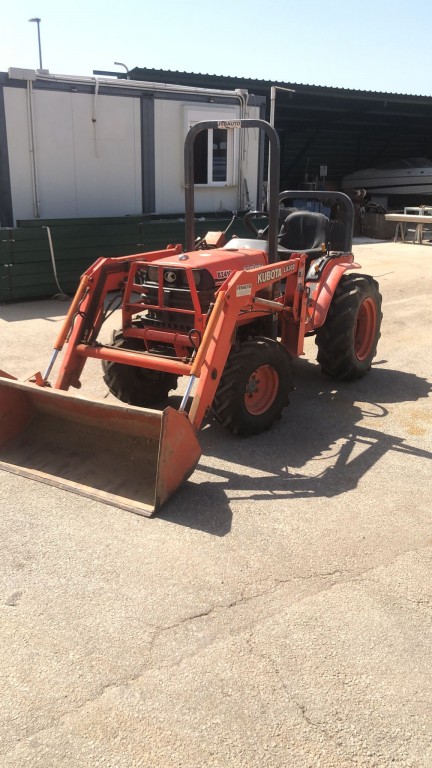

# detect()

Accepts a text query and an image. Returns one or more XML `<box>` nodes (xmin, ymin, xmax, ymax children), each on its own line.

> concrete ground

<box><xmin>0</xmin><ymin>239</ymin><xmax>431</xmax><ymax>767</ymax></box>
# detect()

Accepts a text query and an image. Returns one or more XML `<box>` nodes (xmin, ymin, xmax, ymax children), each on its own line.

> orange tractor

<box><xmin>0</xmin><ymin>119</ymin><xmax>382</xmax><ymax>515</ymax></box>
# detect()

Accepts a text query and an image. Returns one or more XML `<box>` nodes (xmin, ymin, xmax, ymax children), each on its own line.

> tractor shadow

<box><xmin>159</xmin><ymin>359</ymin><xmax>431</xmax><ymax>535</ymax></box>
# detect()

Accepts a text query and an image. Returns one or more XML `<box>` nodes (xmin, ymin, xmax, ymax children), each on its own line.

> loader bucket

<box><xmin>0</xmin><ymin>376</ymin><xmax>201</xmax><ymax>517</ymax></box>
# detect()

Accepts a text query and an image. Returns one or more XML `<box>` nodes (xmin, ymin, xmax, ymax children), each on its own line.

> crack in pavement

<box><xmin>0</xmin><ymin>569</ymin><xmax>354</xmax><ymax>757</ymax></box>
<box><xmin>243</xmin><ymin>635</ymin><xmax>357</xmax><ymax>766</ymax></box>
<box><xmin>3</xmin><ymin>543</ymin><xmax>431</xmax><ymax>758</ymax></box>
<box><xmin>143</xmin><ymin>568</ymin><xmax>355</xmax><ymax>659</ymax></box>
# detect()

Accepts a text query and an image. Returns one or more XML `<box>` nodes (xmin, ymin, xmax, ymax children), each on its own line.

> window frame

<box><xmin>184</xmin><ymin>105</ymin><xmax>239</xmax><ymax>188</ymax></box>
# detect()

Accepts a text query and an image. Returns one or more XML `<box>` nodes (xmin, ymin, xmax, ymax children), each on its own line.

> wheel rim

<box><xmin>354</xmin><ymin>297</ymin><xmax>377</xmax><ymax>361</ymax></box>
<box><xmin>244</xmin><ymin>365</ymin><xmax>279</xmax><ymax>415</ymax></box>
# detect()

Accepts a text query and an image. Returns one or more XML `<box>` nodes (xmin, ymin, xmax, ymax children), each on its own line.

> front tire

<box><xmin>315</xmin><ymin>274</ymin><xmax>382</xmax><ymax>380</ymax></box>
<box><xmin>213</xmin><ymin>337</ymin><xmax>293</xmax><ymax>436</ymax></box>
<box><xmin>102</xmin><ymin>332</ymin><xmax>178</xmax><ymax>408</ymax></box>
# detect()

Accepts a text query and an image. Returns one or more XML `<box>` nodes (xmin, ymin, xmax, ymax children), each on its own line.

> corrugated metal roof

<box><xmin>129</xmin><ymin>67</ymin><xmax>432</xmax><ymax>101</ymax></box>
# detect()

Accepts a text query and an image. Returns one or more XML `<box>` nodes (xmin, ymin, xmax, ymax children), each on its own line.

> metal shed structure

<box><xmin>129</xmin><ymin>68</ymin><xmax>432</xmax><ymax>200</ymax></box>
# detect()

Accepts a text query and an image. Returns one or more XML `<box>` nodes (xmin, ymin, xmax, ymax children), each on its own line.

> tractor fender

<box><xmin>309</xmin><ymin>261</ymin><xmax>361</xmax><ymax>329</ymax></box>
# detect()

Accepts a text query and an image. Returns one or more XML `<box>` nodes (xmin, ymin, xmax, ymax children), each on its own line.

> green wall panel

<box><xmin>0</xmin><ymin>216</ymin><xmax>253</xmax><ymax>302</ymax></box>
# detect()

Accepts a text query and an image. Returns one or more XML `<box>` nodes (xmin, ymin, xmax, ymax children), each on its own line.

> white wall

<box><xmin>154</xmin><ymin>99</ymin><xmax>261</xmax><ymax>214</ymax></box>
<box><xmin>3</xmin><ymin>81</ymin><xmax>261</xmax><ymax>221</ymax></box>
<box><xmin>4</xmin><ymin>86</ymin><xmax>142</xmax><ymax>220</ymax></box>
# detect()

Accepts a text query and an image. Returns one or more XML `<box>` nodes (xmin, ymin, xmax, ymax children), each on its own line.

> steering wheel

<box><xmin>243</xmin><ymin>210</ymin><xmax>270</xmax><ymax>239</ymax></box>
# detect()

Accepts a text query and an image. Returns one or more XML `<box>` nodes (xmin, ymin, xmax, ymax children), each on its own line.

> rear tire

<box><xmin>315</xmin><ymin>274</ymin><xmax>382</xmax><ymax>380</ymax></box>
<box><xmin>102</xmin><ymin>332</ymin><xmax>178</xmax><ymax>408</ymax></box>
<box><xmin>213</xmin><ymin>337</ymin><xmax>293</xmax><ymax>436</ymax></box>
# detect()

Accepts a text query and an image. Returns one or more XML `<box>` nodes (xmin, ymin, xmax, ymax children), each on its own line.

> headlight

<box><xmin>147</xmin><ymin>266</ymin><xmax>159</xmax><ymax>283</ymax></box>
<box><xmin>180</xmin><ymin>269</ymin><xmax>214</xmax><ymax>290</ymax></box>
<box><xmin>178</xmin><ymin>271</ymin><xmax>202</xmax><ymax>287</ymax></box>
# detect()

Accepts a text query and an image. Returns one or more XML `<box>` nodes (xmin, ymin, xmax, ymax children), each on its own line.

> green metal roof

<box><xmin>129</xmin><ymin>68</ymin><xmax>432</xmax><ymax>191</ymax></box>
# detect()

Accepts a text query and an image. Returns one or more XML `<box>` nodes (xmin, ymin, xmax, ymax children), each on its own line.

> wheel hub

<box><xmin>244</xmin><ymin>365</ymin><xmax>279</xmax><ymax>416</ymax></box>
<box><xmin>355</xmin><ymin>297</ymin><xmax>377</xmax><ymax>361</ymax></box>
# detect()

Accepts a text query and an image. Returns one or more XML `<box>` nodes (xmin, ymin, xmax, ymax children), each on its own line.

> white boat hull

<box><xmin>342</xmin><ymin>159</ymin><xmax>432</xmax><ymax>197</ymax></box>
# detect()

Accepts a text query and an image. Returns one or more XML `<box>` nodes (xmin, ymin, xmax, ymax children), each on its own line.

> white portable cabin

<box><xmin>0</xmin><ymin>69</ymin><xmax>266</xmax><ymax>226</ymax></box>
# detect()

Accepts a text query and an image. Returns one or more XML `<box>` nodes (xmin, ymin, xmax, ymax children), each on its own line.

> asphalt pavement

<box><xmin>0</xmin><ymin>238</ymin><xmax>431</xmax><ymax>767</ymax></box>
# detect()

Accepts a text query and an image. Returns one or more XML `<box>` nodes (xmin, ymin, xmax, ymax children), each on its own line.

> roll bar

<box><xmin>279</xmin><ymin>190</ymin><xmax>355</xmax><ymax>253</ymax></box>
<box><xmin>184</xmin><ymin>119</ymin><xmax>280</xmax><ymax>263</ymax></box>
<box><xmin>184</xmin><ymin>122</ymin><xmax>355</xmax><ymax>256</ymax></box>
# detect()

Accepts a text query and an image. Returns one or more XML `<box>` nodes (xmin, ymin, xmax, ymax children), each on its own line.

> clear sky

<box><xmin>2</xmin><ymin>0</ymin><xmax>432</xmax><ymax>96</ymax></box>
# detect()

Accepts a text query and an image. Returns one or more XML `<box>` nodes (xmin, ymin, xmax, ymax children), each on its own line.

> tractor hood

<box><xmin>145</xmin><ymin>240</ymin><xmax>268</xmax><ymax>286</ymax></box>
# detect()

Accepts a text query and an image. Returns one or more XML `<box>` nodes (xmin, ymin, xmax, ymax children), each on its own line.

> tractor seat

<box><xmin>278</xmin><ymin>211</ymin><xmax>330</xmax><ymax>260</ymax></box>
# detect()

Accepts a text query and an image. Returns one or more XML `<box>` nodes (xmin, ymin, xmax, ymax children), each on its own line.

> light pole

<box><xmin>114</xmin><ymin>62</ymin><xmax>130</xmax><ymax>79</ymax></box>
<box><xmin>29</xmin><ymin>17</ymin><xmax>43</xmax><ymax>70</ymax></box>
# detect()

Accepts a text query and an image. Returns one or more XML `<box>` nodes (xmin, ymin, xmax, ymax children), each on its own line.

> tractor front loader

<box><xmin>0</xmin><ymin>120</ymin><xmax>382</xmax><ymax>516</ymax></box>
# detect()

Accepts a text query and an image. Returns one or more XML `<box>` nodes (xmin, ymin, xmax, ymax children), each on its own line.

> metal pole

<box><xmin>36</xmin><ymin>21</ymin><xmax>42</xmax><ymax>69</ymax></box>
<box><xmin>114</xmin><ymin>62</ymin><xmax>130</xmax><ymax>79</ymax></box>
<box><xmin>269</xmin><ymin>87</ymin><xmax>276</xmax><ymax>130</ymax></box>
<box><xmin>29</xmin><ymin>18</ymin><xmax>43</xmax><ymax>70</ymax></box>
<box><xmin>268</xmin><ymin>85</ymin><xmax>295</xmax><ymax>209</ymax></box>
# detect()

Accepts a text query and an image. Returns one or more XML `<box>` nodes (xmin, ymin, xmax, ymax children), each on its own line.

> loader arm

<box><xmin>54</xmin><ymin>246</ymin><xmax>183</xmax><ymax>390</ymax></box>
<box><xmin>188</xmin><ymin>256</ymin><xmax>307</xmax><ymax>430</ymax></box>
